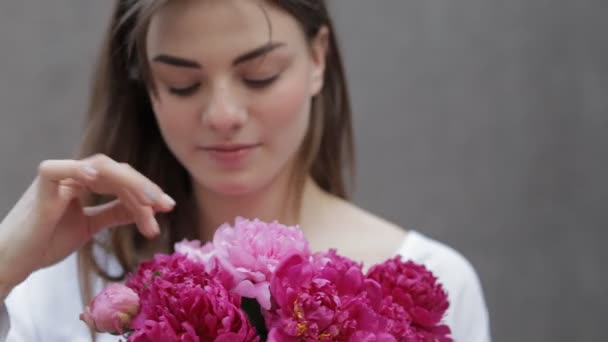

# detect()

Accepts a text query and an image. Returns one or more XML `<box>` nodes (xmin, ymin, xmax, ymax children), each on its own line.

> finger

<box><xmin>83</xmin><ymin>199</ymin><xmax>133</xmax><ymax>235</ymax></box>
<box><xmin>83</xmin><ymin>155</ymin><xmax>176</xmax><ymax>209</ymax></box>
<box><xmin>60</xmin><ymin>180</ymin><xmax>167</xmax><ymax>240</ymax></box>
<box><xmin>37</xmin><ymin>160</ymin><xmax>99</xmax><ymax>198</ymax></box>
<box><xmin>38</xmin><ymin>159</ymin><xmax>99</xmax><ymax>183</ymax></box>
<box><xmin>84</xmin><ymin>194</ymin><xmax>160</xmax><ymax>239</ymax></box>
<box><xmin>118</xmin><ymin>190</ymin><xmax>160</xmax><ymax>238</ymax></box>
<box><xmin>38</xmin><ymin>156</ymin><xmax>176</xmax><ymax>210</ymax></box>
<box><xmin>61</xmin><ymin>178</ymin><xmax>170</xmax><ymax>215</ymax></box>
<box><xmin>57</xmin><ymin>179</ymin><xmax>87</xmax><ymax>202</ymax></box>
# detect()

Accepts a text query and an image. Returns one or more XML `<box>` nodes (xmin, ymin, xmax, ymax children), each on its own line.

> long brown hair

<box><xmin>77</xmin><ymin>0</ymin><xmax>354</xmax><ymax>336</ymax></box>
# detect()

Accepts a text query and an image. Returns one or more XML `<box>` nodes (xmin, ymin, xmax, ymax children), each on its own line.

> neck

<box><xmin>194</xmin><ymin>171</ymin><xmax>325</xmax><ymax>241</ymax></box>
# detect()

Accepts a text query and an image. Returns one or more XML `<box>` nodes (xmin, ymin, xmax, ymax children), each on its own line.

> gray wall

<box><xmin>1</xmin><ymin>1</ymin><xmax>607</xmax><ymax>341</ymax></box>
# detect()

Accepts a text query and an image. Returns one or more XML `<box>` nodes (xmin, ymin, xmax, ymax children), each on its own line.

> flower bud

<box><xmin>80</xmin><ymin>284</ymin><xmax>140</xmax><ymax>334</ymax></box>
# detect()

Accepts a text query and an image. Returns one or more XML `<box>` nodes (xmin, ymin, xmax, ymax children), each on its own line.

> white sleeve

<box><xmin>2</xmin><ymin>252</ymin><xmax>116</xmax><ymax>341</ymax></box>
<box><xmin>3</xmin><ymin>278</ymin><xmax>37</xmax><ymax>341</ymax></box>
<box><xmin>0</xmin><ymin>302</ymin><xmax>8</xmax><ymax>342</ymax></box>
<box><xmin>444</xmin><ymin>257</ymin><xmax>492</xmax><ymax>342</ymax></box>
<box><xmin>396</xmin><ymin>232</ymin><xmax>492</xmax><ymax>342</ymax></box>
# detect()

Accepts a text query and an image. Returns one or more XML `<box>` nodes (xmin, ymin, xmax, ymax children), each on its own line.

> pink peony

<box><xmin>367</xmin><ymin>257</ymin><xmax>452</xmax><ymax>341</ymax></box>
<box><xmin>185</xmin><ymin>217</ymin><xmax>311</xmax><ymax>310</ymax></box>
<box><xmin>79</xmin><ymin>283</ymin><xmax>140</xmax><ymax>334</ymax></box>
<box><xmin>125</xmin><ymin>253</ymin><xmax>258</xmax><ymax>342</ymax></box>
<box><xmin>174</xmin><ymin>239</ymin><xmax>214</xmax><ymax>264</ymax></box>
<box><xmin>267</xmin><ymin>251</ymin><xmax>394</xmax><ymax>341</ymax></box>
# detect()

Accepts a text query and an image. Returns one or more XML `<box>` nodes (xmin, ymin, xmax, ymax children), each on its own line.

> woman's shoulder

<box><xmin>329</xmin><ymin>198</ymin><xmax>481</xmax><ymax>284</ymax></box>
<box><xmin>396</xmin><ymin>230</ymin><xmax>487</xmax><ymax>304</ymax></box>
<box><xmin>309</xmin><ymin>198</ymin><xmax>407</xmax><ymax>267</ymax></box>
<box><xmin>324</xmin><ymin>199</ymin><xmax>492</xmax><ymax>341</ymax></box>
<box><xmin>336</xmin><ymin>201</ymin><xmax>476</xmax><ymax>279</ymax></box>
<box><xmin>397</xmin><ymin>230</ymin><xmax>480</xmax><ymax>285</ymax></box>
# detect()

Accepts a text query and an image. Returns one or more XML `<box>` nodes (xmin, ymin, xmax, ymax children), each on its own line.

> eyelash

<box><xmin>168</xmin><ymin>84</ymin><xmax>200</xmax><ymax>97</ymax></box>
<box><xmin>168</xmin><ymin>75</ymin><xmax>279</xmax><ymax>97</ymax></box>
<box><xmin>244</xmin><ymin>74</ymin><xmax>280</xmax><ymax>89</ymax></box>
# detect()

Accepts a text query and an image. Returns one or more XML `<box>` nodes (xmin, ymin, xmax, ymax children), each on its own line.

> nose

<box><xmin>201</xmin><ymin>84</ymin><xmax>247</xmax><ymax>133</ymax></box>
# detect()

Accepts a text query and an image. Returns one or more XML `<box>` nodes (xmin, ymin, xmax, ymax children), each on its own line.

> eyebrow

<box><xmin>152</xmin><ymin>42</ymin><xmax>285</xmax><ymax>69</ymax></box>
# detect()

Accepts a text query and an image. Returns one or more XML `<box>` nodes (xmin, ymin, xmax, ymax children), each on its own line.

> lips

<box><xmin>200</xmin><ymin>143</ymin><xmax>260</xmax><ymax>152</ymax></box>
<box><xmin>198</xmin><ymin>143</ymin><xmax>260</xmax><ymax>167</ymax></box>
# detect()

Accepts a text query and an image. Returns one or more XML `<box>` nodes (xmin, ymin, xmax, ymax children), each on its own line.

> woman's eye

<box><xmin>244</xmin><ymin>74</ymin><xmax>279</xmax><ymax>89</ymax></box>
<box><xmin>168</xmin><ymin>83</ymin><xmax>200</xmax><ymax>97</ymax></box>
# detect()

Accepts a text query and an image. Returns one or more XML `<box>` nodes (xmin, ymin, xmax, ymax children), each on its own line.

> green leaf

<box><xmin>241</xmin><ymin>297</ymin><xmax>268</xmax><ymax>341</ymax></box>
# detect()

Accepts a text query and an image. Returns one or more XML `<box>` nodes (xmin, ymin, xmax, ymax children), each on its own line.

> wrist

<box><xmin>0</xmin><ymin>227</ymin><xmax>21</xmax><ymax>301</ymax></box>
<box><xmin>0</xmin><ymin>277</ymin><xmax>16</xmax><ymax>302</ymax></box>
<box><xmin>0</xmin><ymin>252</ymin><xmax>21</xmax><ymax>302</ymax></box>
<box><xmin>0</xmin><ymin>264</ymin><xmax>25</xmax><ymax>301</ymax></box>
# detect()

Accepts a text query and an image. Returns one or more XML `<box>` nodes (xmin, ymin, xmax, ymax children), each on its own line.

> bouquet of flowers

<box><xmin>80</xmin><ymin>218</ymin><xmax>452</xmax><ymax>341</ymax></box>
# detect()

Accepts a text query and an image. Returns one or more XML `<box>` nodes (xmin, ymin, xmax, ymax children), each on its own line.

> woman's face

<box><xmin>146</xmin><ymin>0</ymin><xmax>327</xmax><ymax>196</ymax></box>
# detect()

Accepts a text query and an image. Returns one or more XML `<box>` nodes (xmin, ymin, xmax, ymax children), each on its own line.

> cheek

<box><xmin>150</xmin><ymin>93</ymin><xmax>199</xmax><ymax>153</ymax></box>
<box><xmin>255</xmin><ymin>71</ymin><xmax>311</xmax><ymax>132</ymax></box>
<box><xmin>153</xmin><ymin>94</ymin><xmax>188</xmax><ymax>126</ymax></box>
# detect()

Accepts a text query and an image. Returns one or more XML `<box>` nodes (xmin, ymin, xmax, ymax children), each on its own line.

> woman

<box><xmin>0</xmin><ymin>1</ymin><xmax>491</xmax><ymax>341</ymax></box>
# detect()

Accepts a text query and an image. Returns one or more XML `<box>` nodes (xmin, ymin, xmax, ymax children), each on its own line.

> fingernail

<box><xmin>161</xmin><ymin>194</ymin><xmax>176</xmax><ymax>207</ymax></box>
<box><xmin>144</xmin><ymin>187</ymin><xmax>158</xmax><ymax>202</ymax></box>
<box><xmin>81</xmin><ymin>164</ymin><xmax>98</xmax><ymax>178</ymax></box>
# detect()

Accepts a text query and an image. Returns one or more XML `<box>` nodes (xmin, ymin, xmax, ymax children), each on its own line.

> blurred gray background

<box><xmin>1</xmin><ymin>1</ymin><xmax>606</xmax><ymax>341</ymax></box>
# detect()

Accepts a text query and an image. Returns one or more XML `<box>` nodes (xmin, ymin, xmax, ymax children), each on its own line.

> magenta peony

<box><xmin>79</xmin><ymin>283</ymin><xmax>140</xmax><ymax>334</ymax></box>
<box><xmin>367</xmin><ymin>257</ymin><xmax>452</xmax><ymax>341</ymax></box>
<box><xmin>184</xmin><ymin>217</ymin><xmax>311</xmax><ymax>310</ymax></box>
<box><xmin>125</xmin><ymin>253</ymin><xmax>258</xmax><ymax>342</ymax></box>
<box><xmin>267</xmin><ymin>252</ymin><xmax>394</xmax><ymax>341</ymax></box>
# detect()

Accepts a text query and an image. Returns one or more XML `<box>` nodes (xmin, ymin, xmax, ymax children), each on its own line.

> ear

<box><xmin>309</xmin><ymin>26</ymin><xmax>330</xmax><ymax>96</ymax></box>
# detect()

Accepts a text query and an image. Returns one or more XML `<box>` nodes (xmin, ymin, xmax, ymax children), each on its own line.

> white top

<box><xmin>1</xmin><ymin>231</ymin><xmax>491</xmax><ymax>341</ymax></box>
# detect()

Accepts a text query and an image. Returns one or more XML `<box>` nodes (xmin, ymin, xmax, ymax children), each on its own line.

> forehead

<box><xmin>146</xmin><ymin>0</ymin><xmax>305</xmax><ymax>58</ymax></box>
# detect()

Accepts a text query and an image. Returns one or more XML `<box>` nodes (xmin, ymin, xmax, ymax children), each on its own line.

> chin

<box><xmin>200</xmin><ymin>173</ymin><xmax>268</xmax><ymax>197</ymax></box>
<box><xmin>212</xmin><ymin>182</ymin><xmax>257</xmax><ymax>196</ymax></box>
<box><xmin>190</xmin><ymin>161</ymin><xmax>282</xmax><ymax>198</ymax></box>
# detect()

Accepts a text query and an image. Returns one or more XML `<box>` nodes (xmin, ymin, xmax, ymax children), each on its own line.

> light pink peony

<box><xmin>125</xmin><ymin>253</ymin><xmax>258</xmax><ymax>341</ymax></box>
<box><xmin>79</xmin><ymin>283</ymin><xmax>140</xmax><ymax>334</ymax></box>
<box><xmin>185</xmin><ymin>217</ymin><xmax>311</xmax><ymax>310</ymax></box>
<box><xmin>267</xmin><ymin>251</ymin><xmax>394</xmax><ymax>341</ymax></box>
<box><xmin>174</xmin><ymin>239</ymin><xmax>214</xmax><ymax>264</ymax></box>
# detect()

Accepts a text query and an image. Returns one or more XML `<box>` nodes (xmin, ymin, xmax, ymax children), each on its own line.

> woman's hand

<box><xmin>0</xmin><ymin>154</ymin><xmax>176</xmax><ymax>299</ymax></box>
